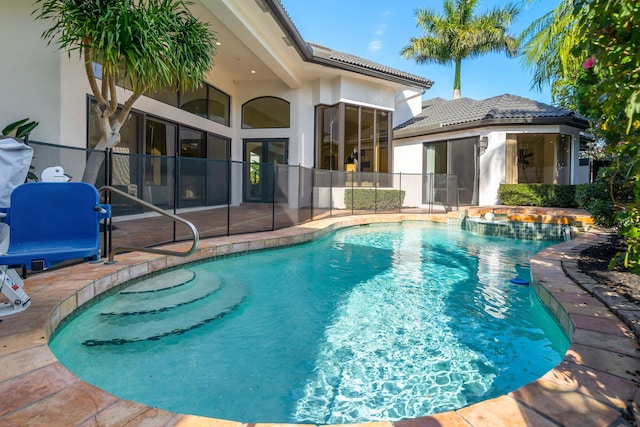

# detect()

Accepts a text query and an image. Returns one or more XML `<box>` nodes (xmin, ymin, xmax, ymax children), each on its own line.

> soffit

<box><xmin>195</xmin><ymin>0</ymin><xmax>302</xmax><ymax>87</ymax></box>
<box><xmin>193</xmin><ymin>0</ymin><xmax>432</xmax><ymax>92</ymax></box>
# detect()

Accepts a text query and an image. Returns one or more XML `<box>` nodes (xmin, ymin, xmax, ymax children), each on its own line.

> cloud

<box><xmin>368</xmin><ymin>40</ymin><xmax>382</xmax><ymax>52</ymax></box>
<box><xmin>375</xmin><ymin>23</ymin><xmax>387</xmax><ymax>36</ymax></box>
<box><xmin>368</xmin><ymin>11</ymin><xmax>390</xmax><ymax>53</ymax></box>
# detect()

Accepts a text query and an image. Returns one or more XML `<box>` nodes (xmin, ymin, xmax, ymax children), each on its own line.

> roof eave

<box><xmin>393</xmin><ymin>116</ymin><xmax>591</xmax><ymax>140</ymax></box>
<box><xmin>311</xmin><ymin>57</ymin><xmax>434</xmax><ymax>90</ymax></box>
<box><xmin>263</xmin><ymin>0</ymin><xmax>433</xmax><ymax>90</ymax></box>
<box><xmin>262</xmin><ymin>0</ymin><xmax>313</xmax><ymax>58</ymax></box>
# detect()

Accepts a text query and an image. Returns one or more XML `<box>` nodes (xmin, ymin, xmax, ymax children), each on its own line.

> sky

<box><xmin>280</xmin><ymin>0</ymin><xmax>559</xmax><ymax>104</ymax></box>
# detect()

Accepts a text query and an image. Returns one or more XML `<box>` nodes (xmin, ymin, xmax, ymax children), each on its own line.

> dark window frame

<box><xmin>314</xmin><ymin>103</ymin><xmax>392</xmax><ymax>173</ymax></box>
<box><xmin>241</xmin><ymin>96</ymin><xmax>291</xmax><ymax>129</ymax></box>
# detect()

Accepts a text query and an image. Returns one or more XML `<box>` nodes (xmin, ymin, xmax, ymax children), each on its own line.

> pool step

<box><xmin>120</xmin><ymin>269</ymin><xmax>196</xmax><ymax>294</ymax></box>
<box><xmin>82</xmin><ymin>273</ymin><xmax>249</xmax><ymax>346</ymax></box>
<box><xmin>101</xmin><ymin>269</ymin><xmax>222</xmax><ymax>316</ymax></box>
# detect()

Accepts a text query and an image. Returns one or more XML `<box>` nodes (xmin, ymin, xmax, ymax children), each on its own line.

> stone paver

<box><xmin>0</xmin><ymin>213</ymin><xmax>637</xmax><ymax>427</ymax></box>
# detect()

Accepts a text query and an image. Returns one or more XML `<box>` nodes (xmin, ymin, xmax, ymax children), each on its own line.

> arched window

<box><xmin>242</xmin><ymin>96</ymin><xmax>290</xmax><ymax>129</ymax></box>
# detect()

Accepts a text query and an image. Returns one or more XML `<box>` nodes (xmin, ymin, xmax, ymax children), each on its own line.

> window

<box><xmin>92</xmin><ymin>62</ymin><xmax>230</xmax><ymax>125</ymax></box>
<box><xmin>207</xmin><ymin>86</ymin><xmax>231</xmax><ymax>126</ymax></box>
<box><xmin>423</xmin><ymin>137</ymin><xmax>479</xmax><ymax>206</ymax></box>
<box><xmin>179</xmin><ymin>127</ymin><xmax>207</xmax><ymax>207</ymax></box>
<box><xmin>344</xmin><ymin>105</ymin><xmax>359</xmax><ymax>171</ymax></box>
<box><xmin>207</xmin><ymin>134</ymin><xmax>231</xmax><ymax>205</ymax></box>
<box><xmin>512</xmin><ymin>133</ymin><xmax>570</xmax><ymax>184</ymax></box>
<box><xmin>145</xmin><ymin>118</ymin><xmax>176</xmax><ymax>190</ymax></box>
<box><xmin>317</xmin><ymin>106</ymin><xmax>339</xmax><ymax>170</ymax></box>
<box><xmin>242</xmin><ymin>97</ymin><xmax>290</xmax><ymax>129</ymax></box>
<box><xmin>146</xmin><ymin>83</ymin><xmax>230</xmax><ymax>126</ymax></box>
<box><xmin>147</xmin><ymin>85</ymin><xmax>180</xmax><ymax>108</ymax></box>
<box><xmin>180</xmin><ymin>85</ymin><xmax>208</xmax><ymax>118</ymax></box>
<box><xmin>376</xmin><ymin>110</ymin><xmax>390</xmax><ymax>173</ymax></box>
<box><xmin>87</xmin><ymin>97</ymin><xmax>231</xmax><ymax>210</ymax></box>
<box><xmin>314</xmin><ymin>103</ymin><xmax>392</xmax><ymax>173</ymax></box>
<box><xmin>243</xmin><ymin>139</ymin><xmax>288</xmax><ymax>202</ymax></box>
<box><xmin>180</xmin><ymin>85</ymin><xmax>230</xmax><ymax>126</ymax></box>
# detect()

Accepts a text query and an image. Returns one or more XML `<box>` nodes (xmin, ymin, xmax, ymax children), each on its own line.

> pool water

<box><xmin>50</xmin><ymin>222</ymin><xmax>569</xmax><ymax>424</ymax></box>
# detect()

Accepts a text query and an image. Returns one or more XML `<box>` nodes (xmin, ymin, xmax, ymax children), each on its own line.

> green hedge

<box><xmin>498</xmin><ymin>184</ymin><xmax>577</xmax><ymax>208</ymax></box>
<box><xmin>344</xmin><ymin>189</ymin><xmax>406</xmax><ymax>210</ymax></box>
<box><xmin>575</xmin><ymin>182</ymin><xmax>617</xmax><ymax>228</ymax></box>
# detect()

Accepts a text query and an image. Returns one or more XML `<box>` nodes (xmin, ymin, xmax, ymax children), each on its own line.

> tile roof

<box><xmin>268</xmin><ymin>0</ymin><xmax>433</xmax><ymax>90</ymax></box>
<box><xmin>394</xmin><ymin>94</ymin><xmax>589</xmax><ymax>137</ymax></box>
<box><xmin>308</xmin><ymin>43</ymin><xmax>434</xmax><ymax>89</ymax></box>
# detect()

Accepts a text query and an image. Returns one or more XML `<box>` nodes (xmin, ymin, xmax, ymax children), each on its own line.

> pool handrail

<box><xmin>98</xmin><ymin>185</ymin><xmax>199</xmax><ymax>263</ymax></box>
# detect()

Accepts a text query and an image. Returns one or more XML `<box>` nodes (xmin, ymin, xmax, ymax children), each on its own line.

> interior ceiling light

<box><xmin>251</xmin><ymin>70</ymin><xmax>256</xmax><ymax>74</ymax></box>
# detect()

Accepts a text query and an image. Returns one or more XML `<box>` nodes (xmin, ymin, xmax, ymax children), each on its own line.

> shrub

<box><xmin>575</xmin><ymin>182</ymin><xmax>617</xmax><ymax>228</ymax></box>
<box><xmin>344</xmin><ymin>189</ymin><xmax>405</xmax><ymax>210</ymax></box>
<box><xmin>498</xmin><ymin>184</ymin><xmax>577</xmax><ymax>208</ymax></box>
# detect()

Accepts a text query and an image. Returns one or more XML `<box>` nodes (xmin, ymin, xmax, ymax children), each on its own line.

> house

<box><xmin>0</xmin><ymin>1</ymin><xmax>589</xmax><ymax>214</ymax></box>
<box><xmin>392</xmin><ymin>95</ymin><xmax>591</xmax><ymax>206</ymax></box>
<box><xmin>0</xmin><ymin>0</ymin><xmax>431</xmax><ymax>210</ymax></box>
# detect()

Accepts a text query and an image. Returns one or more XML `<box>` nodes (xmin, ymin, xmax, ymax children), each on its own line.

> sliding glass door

<box><xmin>243</xmin><ymin>139</ymin><xmax>288</xmax><ymax>202</ymax></box>
<box><xmin>423</xmin><ymin>137</ymin><xmax>479</xmax><ymax>207</ymax></box>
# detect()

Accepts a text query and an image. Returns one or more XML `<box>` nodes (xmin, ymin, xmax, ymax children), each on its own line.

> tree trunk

<box><xmin>81</xmin><ymin>148</ymin><xmax>107</xmax><ymax>187</ymax></box>
<box><xmin>453</xmin><ymin>59</ymin><xmax>462</xmax><ymax>99</ymax></box>
<box><xmin>81</xmin><ymin>128</ymin><xmax>121</xmax><ymax>185</ymax></box>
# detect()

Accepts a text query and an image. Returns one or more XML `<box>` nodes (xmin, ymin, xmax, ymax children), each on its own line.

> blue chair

<box><xmin>0</xmin><ymin>182</ymin><xmax>111</xmax><ymax>271</ymax></box>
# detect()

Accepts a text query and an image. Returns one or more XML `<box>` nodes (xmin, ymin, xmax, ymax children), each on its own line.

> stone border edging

<box><xmin>2</xmin><ymin>214</ymin><xmax>639</xmax><ymax>426</ymax></box>
<box><xmin>561</xmin><ymin>231</ymin><xmax>640</xmax><ymax>340</ymax></box>
<box><xmin>559</xmin><ymin>231</ymin><xmax>640</xmax><ymax>426</ymax></box>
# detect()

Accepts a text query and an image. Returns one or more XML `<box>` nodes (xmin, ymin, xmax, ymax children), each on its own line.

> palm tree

<box><xmin>401</xmin><ymin>0</ymin><xmax>520</xmax><ymax>99</ymax></box>
<box><xmin>34</xmin><ymin>0</ymin><xmax>216</xmax><ymax>184</ymax></box>
<box><xmin>519</xmin><ymin>0</ymin><xmax>586</xmax><ymax>101</ymax></box>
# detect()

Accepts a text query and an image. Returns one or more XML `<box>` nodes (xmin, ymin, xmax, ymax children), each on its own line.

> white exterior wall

<box><xmin>392</xmin><ymin>141</ymin><xmax>423</xmax><ymax>174</ymax></box>
<box><xmin>337</xmin><ymin>76</ymin><xmax>396</xmax><ymax>110</ymax></box>
<box><xmin>0</xmin><ymin>1</ymin><xmax>61</xmax><ymax>144</ymax></box>
<box><xmin>572</xmin><ymin>135</ymin><xmax>591</xmax><ymax>184</ymax></box>
<box><xmin>394</xmin><ymin>89</ymin><xmax>425</xmax><ymax>127</ymax></box>
<box><xmin>3</xmin><ymin>0</ymin><xmax>426</xmax><ymax>211</ymax></box>
<box><xmin>478</xmin><ymin>131</ymin><xmax>506</xmax><ymax>206</ymax></box>
<box><xmin>393</xmin><ymin>124</ymin><xmax>588</xmax><ymax>207</ymax></box>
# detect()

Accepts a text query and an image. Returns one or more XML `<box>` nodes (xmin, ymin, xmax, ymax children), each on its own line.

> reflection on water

<box><xmin>50</xmin><ymin>223</ymin><xmax>568</xmax><ymax>425</ymax></box>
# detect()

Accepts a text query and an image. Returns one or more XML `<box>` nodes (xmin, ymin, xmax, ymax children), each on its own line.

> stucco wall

<box><xmin>392</xmin><ymin>124</ymin><xmax>588</xmax><ymax>207</ymax></box>
<box><xmin>3</xmin><ymin>0</ymin><xmax>424</xmax><ymax>207</ymax></box>
<box><xmin>0</xmin><ymin>1</ymin><xmax>61</xmax><ymax>144</ymax></box>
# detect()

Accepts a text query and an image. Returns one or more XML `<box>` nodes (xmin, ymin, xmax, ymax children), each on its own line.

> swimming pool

<box><xmin>50</xmin><ymin>222</ymin><xmax>569</xmax><ymax>424</ymax></box>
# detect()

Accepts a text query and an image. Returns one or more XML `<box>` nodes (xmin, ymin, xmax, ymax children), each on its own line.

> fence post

<box><xmin>226</xmin><ymin>159</ymin><xmax>231</xmax><ymax>236</ymax></box>
<box><xmin>351</xmin><ymin>173</ymin><xmax>355</xmax><ymax>216</ymax></box>
<box><xmin>399</xmin><ymin>172</ymin><xmax>402</xmax><ymax>214</ymax></box>
<box><xmin>374</xmin><ymin>171</ymin><xmax>378</xmax><ymax>213</ymax></box>
<box><xmin>329</xmin><ymin>170</ymin><xmax>333</xmax><ymax>217</ymax></box>
<box><xmin>103</xmin><ymin>148</ymin><xmax>113</xmax><ymax>259</ymax></box>
<box><xmin>272</xmin><ymin>161</ymin><xmax>277</xmax><ymax>231</ymax></box>
<box><xmin>173</xmin><ymin>150</ymin><xmax>179</xmax><ymax>242</ymax></box>
<box><xmin>310</xmin><ymin>166</ymin><xmax>315</xmax><ymax>221</ymax></box>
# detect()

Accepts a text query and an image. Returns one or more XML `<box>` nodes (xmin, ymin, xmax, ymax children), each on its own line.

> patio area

<box><xmin>0</xmin><ymin>212</ymin><xmax>638</xmax><ymax>426</ymax></box>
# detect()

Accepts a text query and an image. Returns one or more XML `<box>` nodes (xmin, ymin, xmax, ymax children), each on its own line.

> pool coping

<box><xmin>1</xmin><ymin>213</ymin><xmax>638</xmax><ymax>426</ymax></box>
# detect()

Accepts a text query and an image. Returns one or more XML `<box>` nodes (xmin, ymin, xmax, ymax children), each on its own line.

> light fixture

<box><xmin>479</xmin><ymin>135</ymin><xmax>488</xmax><ymax>154</ymax></box>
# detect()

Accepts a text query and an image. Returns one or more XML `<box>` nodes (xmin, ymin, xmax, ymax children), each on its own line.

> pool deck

<box><xmin>1</xmin><ymin>212</ymin><xmax>639</xmax><ymax>427</ymax></box>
